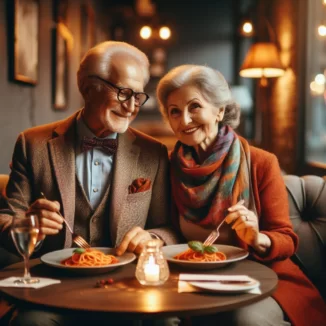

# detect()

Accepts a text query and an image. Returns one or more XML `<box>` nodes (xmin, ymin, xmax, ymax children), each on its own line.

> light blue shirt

<box><xmin>75</xmin><ymin>111</ymin><xmax>117</xmax><ymax>209</ymax></box>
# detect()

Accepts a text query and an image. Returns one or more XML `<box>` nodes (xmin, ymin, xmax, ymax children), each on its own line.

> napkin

<box><xmin>0</xmin><ymin>277</ymin><xmax>61</xmax><ymax>289</ymax></box>
<box><xmin>178</xmin><ymin>274</ymin><xmax>261</xmax><ymax>294</ymax></box>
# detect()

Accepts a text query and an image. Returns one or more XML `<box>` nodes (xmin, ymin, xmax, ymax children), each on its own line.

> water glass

<box><xmin>10</xmin><ymin>213</ymin><xmax>40</xmax><ymax>284</ymax></box>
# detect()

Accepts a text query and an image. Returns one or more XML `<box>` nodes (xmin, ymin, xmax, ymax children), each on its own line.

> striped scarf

<box><xmin>170</xmin><ymin>126</ymin><xmax>251</xmax><ymax>228</ymax></box>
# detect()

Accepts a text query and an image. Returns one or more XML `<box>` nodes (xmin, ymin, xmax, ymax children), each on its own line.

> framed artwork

<box><xmin>7</xmin><ymin>0</ymin><xmax>39</xmax><ymax>85</ymax></box>
<box><xmin>52</xmin><ymin>23</ymin><xmax>73</xmax><ymax>110</ymax></box>
<box><xmin>53</xmin><ymin>0</ymin><xmax>69</xmax><ymax>23</ymax></box>
<box><xmin>80</xmin><ymin>3</ymin><xmax>95</xmax><ymax>59</ymax></box>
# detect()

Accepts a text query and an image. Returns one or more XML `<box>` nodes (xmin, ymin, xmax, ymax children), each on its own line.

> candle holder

<box><xmin>135</xmin><ymin>239</ymin><xmax>170</xmax><ymax>286</ymax></box>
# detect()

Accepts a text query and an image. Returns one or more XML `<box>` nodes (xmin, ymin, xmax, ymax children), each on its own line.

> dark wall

<box><xmin>0</xmin><ymin>0</ymin><xmax>257</xmax><ymax>172</ymax></box>
<box><xmin>0</xmin><ymin>0</ymin><xmax>109</xmax><ymax>173</ymax></box>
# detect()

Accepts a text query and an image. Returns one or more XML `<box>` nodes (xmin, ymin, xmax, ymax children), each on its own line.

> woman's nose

<box><xmin>181</xmin><ymin>112</ymin><xmax>192</xmax><ymax>126</ymax></box>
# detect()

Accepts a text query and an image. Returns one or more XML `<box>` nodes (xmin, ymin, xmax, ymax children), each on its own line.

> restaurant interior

<box><xmin>0</xmin><ymin>0</ymin><xmax>325</xmax><ymax>176</ymax></box>
<box><xmin>0</xmin><ymin>0</ymin><xmax>325</xmax><ymax>324</ymax></box>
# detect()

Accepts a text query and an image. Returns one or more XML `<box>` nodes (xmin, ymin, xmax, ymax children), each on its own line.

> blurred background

<box><xmin>0</xmin><ymin>0</ymin><xmax>325</xmax><ymax>176</ymax></box>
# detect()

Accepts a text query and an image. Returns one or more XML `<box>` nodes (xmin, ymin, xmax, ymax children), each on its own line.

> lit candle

<box><xmin>144</xmin><ymin>256</ymin><xmax>160</xmax><ymax>282</ymax></box>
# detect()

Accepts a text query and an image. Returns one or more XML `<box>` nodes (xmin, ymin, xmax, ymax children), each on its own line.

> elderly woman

<box><xmin>156</xmin><ymin>64</ymin><xmax>326</xmax><ymax>326</ymax></box>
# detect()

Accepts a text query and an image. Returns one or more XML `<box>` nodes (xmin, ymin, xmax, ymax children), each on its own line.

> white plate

<box><xmin>162</xmin><ymin>244</ymin><xmax>248</xmax><ymax>270</ymax></box>
<box><xmin>40</xmin><ymin>247</ymin><xmax>136</xmax><ymax>275</ymax></box>
<box><xmin>189</xmin><ymin>277</ymin><xmax>260</xmax><ymax>293</ymax></box>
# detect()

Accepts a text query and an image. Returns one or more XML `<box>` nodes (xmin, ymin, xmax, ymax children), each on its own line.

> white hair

<box><xmin>156</xmin><ymin>64</ymin><xmax>240</xmax><ymax>129</ymax></box>
<box><xmin>77</xmin><ymin>41</ymin><xmax>150</xmax><ymax>97</ymax></box>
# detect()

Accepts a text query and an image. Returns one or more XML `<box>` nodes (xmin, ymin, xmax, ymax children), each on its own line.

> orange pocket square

<box><xmin>128</xmin><ymin>178</ymin><xmax>151</xmax><ymax>194</ymax></box>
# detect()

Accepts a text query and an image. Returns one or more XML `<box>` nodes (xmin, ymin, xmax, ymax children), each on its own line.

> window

<box><xmin>305</xmin><ymin>0</ymin><xmax>326</xmax><ymax>166</ymax></box>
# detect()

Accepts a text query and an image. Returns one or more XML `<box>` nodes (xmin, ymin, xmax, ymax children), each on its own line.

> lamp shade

<box><xmin>239</xmin><ymin>42</ymin><xmax>285</xmax><ymax>78</ymax></box>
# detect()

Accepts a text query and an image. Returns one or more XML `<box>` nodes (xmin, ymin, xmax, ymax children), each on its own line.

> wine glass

<box><xmin>10</xmin><ymin>213</ymin><xmax>40</xmax><ymax>284</ymax></box>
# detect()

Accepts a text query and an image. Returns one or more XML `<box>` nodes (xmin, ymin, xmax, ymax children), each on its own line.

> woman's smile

<box><xmin>182</xmin><ymin>126</ymin><xmax>200</xmax><ymax>134</ymax></box>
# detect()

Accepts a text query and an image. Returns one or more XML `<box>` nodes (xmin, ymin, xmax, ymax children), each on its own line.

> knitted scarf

<box><xmin>170</xmin><ymin>126</ymin><xmax>252</xmax><ymax>229</ymax></box>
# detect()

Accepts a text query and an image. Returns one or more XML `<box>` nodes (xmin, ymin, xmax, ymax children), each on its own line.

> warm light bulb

<box><xmin>242</xmin><ymin>22</ymin><xmax>253</xmax><ymax>34</ymax></box>
<box><xmin>318</xmin><ymin>24</ymin><xmax>326</xmax><ymax>36</ymax></box>
<box><xmin>324</xmin><ymin>0</ymin><xmax>326</xmax><ymax>5</ymax></box>
<box><xmin>140</xmin><ymin>26</ymin><xmax>152</xmax><ymax>39</ymax></box>
<box><xmin>310</xmin><ymin>81</ymin><xmax>325</xmax><ymax>95</ymax></box>
<box><xmin>159</xmin><ymin>26</ymin><xmax>171</xmax><ymax>40</ymax></box>
<box><xmin>315</xmin><ymin>73</ymin><xmax>326</xmax><ymax>85</ymax></box>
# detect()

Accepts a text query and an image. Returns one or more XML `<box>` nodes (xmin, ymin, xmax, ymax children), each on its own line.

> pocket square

<box><xmin>128</xmin><ymin>178</ymin><xmax>151</xmax><ymax>194</ymax></box>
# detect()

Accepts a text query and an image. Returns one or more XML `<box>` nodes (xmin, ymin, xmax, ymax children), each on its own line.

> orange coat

<box><xmin>171</xmin><ymin>144</ymin><xmax>326</xmax><ymax>325</ymax></box>
<box><xmin>239</xmin><ymin>146</ymin><xmax>326</xmax><ymax>326</ymax></box>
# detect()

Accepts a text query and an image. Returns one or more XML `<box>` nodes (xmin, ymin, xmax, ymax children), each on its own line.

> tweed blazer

<box><xmin>0</xmin><ymin>110</ymin><xmax>179</xmax><ymax>254</ymax></box>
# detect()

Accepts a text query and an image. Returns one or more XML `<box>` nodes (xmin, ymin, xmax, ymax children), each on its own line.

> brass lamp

<box><xmin>239</xmin><ymin>42</ymin><xmax>285</xmax><ymax>86</ymax></box>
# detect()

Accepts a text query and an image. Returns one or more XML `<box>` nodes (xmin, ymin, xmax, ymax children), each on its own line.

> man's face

<box><xmin>83</xmin><ymin>56</ymin><xmax>146</xmax><ymax>137</ymax></box>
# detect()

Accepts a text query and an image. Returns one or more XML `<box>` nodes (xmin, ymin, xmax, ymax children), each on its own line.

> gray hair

<box><xmin>77</xmin><ymin>41</ymin><xmax>150</xmax><ymax>97</ymax></box>
<box><xmin>156</xmin><ymin>64</ymin><xmax>240</xmax><ymax>129</ymax></box>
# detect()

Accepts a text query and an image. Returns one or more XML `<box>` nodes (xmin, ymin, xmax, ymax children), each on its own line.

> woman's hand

<box><xmin>225</xmin><ymin>201</ymin><xmax>271</xmax><ymax>255</ymax></box>
<box><xmin>116</xmin><ymin>226</ymin><xmax>152</xmax><ymax>256</ymax></box>
<box><xmin>27</xmin><ymin>199</ymin><xmax>64</xmax><ymax>241</ymax></box>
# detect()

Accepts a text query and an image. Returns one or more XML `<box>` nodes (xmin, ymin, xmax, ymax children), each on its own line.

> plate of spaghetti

<box><xmin>41</xmin><ymin>247</ymin><xmax>136</xmax><ymax>275</ymax></box>
<box><xmin>162</xmin><ymin>243</ymin><xmax>248</xmax><ymax>270</ymax></box>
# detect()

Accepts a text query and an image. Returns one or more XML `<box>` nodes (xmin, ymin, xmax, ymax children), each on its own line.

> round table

<box><xmin>0</xmin><ymin>259</ymin><xmax>278</xmax><ymax>318</ymax></box>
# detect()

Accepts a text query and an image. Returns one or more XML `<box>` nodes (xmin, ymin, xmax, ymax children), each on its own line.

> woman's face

<box><xmin>166</xmin><ymin>84</ymin><xmax>224</xmax><ymax>148</ymax></box>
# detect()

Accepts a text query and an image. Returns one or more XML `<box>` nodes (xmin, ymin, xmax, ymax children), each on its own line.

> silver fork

<box><xmin>203</xmin><ymin>200</ymin><xmax>244</xmax><ymax>246</ymax></box>
<box><xmin>40</xmin><ymin>192</ymin><xmax>91</xmax><ymax>249</ymax></box>
<box><xmin>203</xmin><ymin>216</ymin><xmax>228</xmax><ymax>246</ymax></box>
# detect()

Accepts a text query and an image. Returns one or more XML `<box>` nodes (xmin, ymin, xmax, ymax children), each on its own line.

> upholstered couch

<box><xmin>284</xmin><ymin>175</ymin><xmax>326</xmax><ymax>300</ymax></box>
<box><xmin>0</xmin><ymin>174</ymin><xmax>325</xmax><ymax>300</ymax></box>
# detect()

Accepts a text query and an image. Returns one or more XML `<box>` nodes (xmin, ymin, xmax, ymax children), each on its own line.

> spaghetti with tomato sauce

<box><xmin>61</xmin><ymin>249</ymin><xmax>119</xmax><ymax>267</ymax></box>
<box><xmin>174</xmin><ymin>248</ymin><xmax>227</xmax><ymax>262</ymax></box>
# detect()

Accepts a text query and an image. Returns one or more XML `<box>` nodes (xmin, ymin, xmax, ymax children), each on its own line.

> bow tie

<box><xmin>81</xmin><ymin>137</ymin><xmax>118</xmax><ymax>155</ymax></box>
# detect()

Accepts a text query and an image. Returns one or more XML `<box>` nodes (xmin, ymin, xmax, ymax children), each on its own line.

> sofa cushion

<box><xmin>284</xmin><ymin>175</ymin><xmax>326</xmax><ymax>299</ymax></box>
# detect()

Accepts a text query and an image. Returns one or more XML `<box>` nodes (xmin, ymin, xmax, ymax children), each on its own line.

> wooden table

<box><xmin>0</xmin><ymin>259</ymin><xmax>278</xmax><ymax>318</ymax></box>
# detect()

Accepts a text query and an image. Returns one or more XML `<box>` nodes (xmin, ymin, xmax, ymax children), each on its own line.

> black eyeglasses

<box><xmin>88</xmin><ymin>75</ymin><xmax>150</xmax><ymax>107</ymax></box>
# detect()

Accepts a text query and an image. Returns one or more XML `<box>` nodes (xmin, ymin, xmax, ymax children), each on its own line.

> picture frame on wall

<box><xmin>52</xmin><ymin>22</ymin><xmax>73</xmax><ymax>110</ymax></box>
<box><xmin>80</xmin><ymin>3</ymin><xmax>95</xmax><ymax>59</ymax></box>
<box><xmin>53</xmin><ymin>0</ymin><xmax>69</xmax><ymax>23</ymax></box>
<box><xmin>7</xmin><ymin>0</ymin><xmax>39</xmax><ymax>85</ymax></box>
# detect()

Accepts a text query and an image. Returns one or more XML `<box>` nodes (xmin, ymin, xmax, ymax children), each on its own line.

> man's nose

<box><xmin>122</xmin><ymin>96</ymin><xmax>136</xmax><ymax>113</ymax></box>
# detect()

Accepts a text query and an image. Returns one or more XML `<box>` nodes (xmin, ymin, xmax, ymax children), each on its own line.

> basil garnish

<box><xmin>188</xmin><ymin>241</ymin><xmax>204</xmax><ymax>253</ymax></box>
<box><xmin>204</xmin><ymin>245</ymin><xmax>218</xmax><ymax>253</ymax></box>
<box><xmin>188</xmin><ymin>241</ymin><xmax>218</xmax><ymax>254</ymax></box>
<box><xmin>73</xmin><ymin>248</ymin><xmax>86</xmax><ymax>254</ymax></box>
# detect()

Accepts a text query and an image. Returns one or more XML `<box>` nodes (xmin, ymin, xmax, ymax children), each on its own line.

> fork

<box><xmin>203</xmin><ymin>200</ymin><xmax>244</xmax><ymax>246</ymax></box>
<box><xmin>40</xmin><ymin>192</ymin><xmax>91</xmax><ymax>249</ymax></box>
<box><xmin>203</xmin><ymin>216</ymin><xmax>228</xmax><ymax>246</ymax></box>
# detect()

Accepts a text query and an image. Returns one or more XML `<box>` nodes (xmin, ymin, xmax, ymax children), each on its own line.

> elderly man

<box><xmin>0</xmin><ymin>41</ymin><xmax>179</xmax><ymax>326</ymax></box>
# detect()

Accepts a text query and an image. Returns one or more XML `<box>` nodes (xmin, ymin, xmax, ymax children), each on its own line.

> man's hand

<box><xmin>116</xmin><ymin>226</ymin><xmax>152</xmax><ymax>256</ymax></box>
<box><xmin>27</xmin><ymin>199</ymin><xmax>64</xmax><ymax>241</ymax></box>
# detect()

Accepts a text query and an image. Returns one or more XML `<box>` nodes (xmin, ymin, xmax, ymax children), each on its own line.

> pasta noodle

<box><xmin>174</xmin><ymin>248</ymin><xmax>226</xmax><ymax>262</ymax></box>
<box><xmin>61</xmin><ymin>249</ymin><xmax>119</xmax><ymax>267</ymax></box>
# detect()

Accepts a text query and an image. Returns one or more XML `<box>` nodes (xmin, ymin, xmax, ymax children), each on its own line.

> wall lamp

<box><xmin>239</xmin><ymin>42</ymin><xmax>285</xmax><ymax>86</ymax></box>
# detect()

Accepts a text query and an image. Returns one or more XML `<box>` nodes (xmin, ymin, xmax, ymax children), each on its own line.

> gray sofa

<box><xmin>0</xmin><ymin>174</ymin><xmax>325</xmax><ymax>300</ymax></box>
<box><xmin>284</xmin><ymin>175</ymin><xmax>326</xmax><ymax>300</ymax></box>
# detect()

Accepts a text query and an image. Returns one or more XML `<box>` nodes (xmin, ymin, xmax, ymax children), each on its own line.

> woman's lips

<box><xmin>182</xmin><ymin>126</ymin><xmax>200</xmax><ymax>134</ymax></box>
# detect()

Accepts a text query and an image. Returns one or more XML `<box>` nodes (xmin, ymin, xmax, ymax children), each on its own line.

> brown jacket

<box><xmin>0</xmin><ymin>110</ymin><xmax>179</xmax><ymax>254</ymax></box>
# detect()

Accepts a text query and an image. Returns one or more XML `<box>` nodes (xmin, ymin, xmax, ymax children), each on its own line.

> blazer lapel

<box><xmin>110</xmin><ymin>129</ymin><xmax>139</xmax><ymax>245</ymax></box>
<box><xmin>48</xmin><ymin>111</ymin><xmax>79</xmax><ymax>248</ymax></box>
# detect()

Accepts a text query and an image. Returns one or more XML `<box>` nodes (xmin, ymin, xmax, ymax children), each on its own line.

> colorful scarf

<box><xmin>170</xmin><ymin>126</ymin><xmax>252</xmax><ymax>228</ymax></box>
